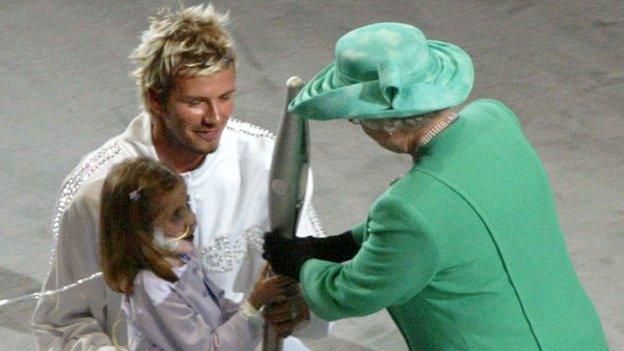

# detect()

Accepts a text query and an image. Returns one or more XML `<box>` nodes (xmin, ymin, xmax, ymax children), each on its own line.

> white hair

<box><xmin>360</xmin><ymin>110</ymin><xmax>442</xmax><ymax>133</ymax></box>
<box><xmin>130</xmin><ymin>4</ymin><xmax>235</xmax><ymax>114</ymax></box>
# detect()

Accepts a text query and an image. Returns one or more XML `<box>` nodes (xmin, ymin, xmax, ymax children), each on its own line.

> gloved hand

<box><xmin>262</xmin><ymin>230</ymin><xmax>360</xmax><ymax>280</ymax></box>
<box><xmin>262</xmin><ymin>231</ymin><xmax>312</xmax><ymax>280</ymax></box>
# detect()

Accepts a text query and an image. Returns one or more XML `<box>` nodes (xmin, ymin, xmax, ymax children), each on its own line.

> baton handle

<box><xmin>262</xmin><ymin>76</ymin><xmax>307</xmax><ymax>351</ymax></box>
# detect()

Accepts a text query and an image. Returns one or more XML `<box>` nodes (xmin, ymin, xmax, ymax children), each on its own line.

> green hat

<box><xmin>288</xmin><ymin>22</ymin><xmax>474</xmax><ymax>121</ymax></box>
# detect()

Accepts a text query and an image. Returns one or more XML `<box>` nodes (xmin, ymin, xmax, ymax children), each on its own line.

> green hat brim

<box><xmin>289</xmin><ymin>40</ymin><xmax>474</xmax><ymax>121</ymax></box>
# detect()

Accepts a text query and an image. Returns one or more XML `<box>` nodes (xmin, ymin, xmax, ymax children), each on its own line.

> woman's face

<box><xmin>152</xmin><ymin>182</ymin><xmax>196</xmax><ymax>254</ymax></box>
<box><xmin>361</xmin><ymin>124</ymin><xmax>412</xmax><ymax>154</ymax></box>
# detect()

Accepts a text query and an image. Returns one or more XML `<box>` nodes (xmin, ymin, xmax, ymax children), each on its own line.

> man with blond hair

<box><xmin>32</xmin><ymin>5</ymin><xmax>325</xmax><ymax>350</ymax></box>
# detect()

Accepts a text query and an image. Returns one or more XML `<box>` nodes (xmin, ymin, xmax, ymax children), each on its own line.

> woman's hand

<box><xmin>262</xmin><ymin>232</ymin><xmax>313</xmax><ymax>280</ymax></box>
<box><xmin>262</xmin><ymin>230</ymin><xmax>360</xmax><ymax>279</ymax></box>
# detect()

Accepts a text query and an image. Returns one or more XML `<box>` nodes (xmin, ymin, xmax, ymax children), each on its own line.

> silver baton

<box><xmin>263</xmin><ymin>76</ymin><xmax>309</xmax><ymax>351</ymax></box>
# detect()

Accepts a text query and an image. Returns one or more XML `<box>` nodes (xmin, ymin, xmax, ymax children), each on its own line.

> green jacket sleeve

<box><xmin>299</xmin><ymin>193</ymin><xmax>440</xmax><ymax>321</ymax></box>
<box><xmin>350</xmin><ymin>221</ymin><xmax>366</xmax><ymax>245</ymax></box>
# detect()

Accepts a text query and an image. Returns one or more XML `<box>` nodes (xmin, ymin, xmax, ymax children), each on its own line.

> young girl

<box><xmin>99</xmin><ymin>157</ymin><xmax>293</xmax><ymax>350</ymax></box>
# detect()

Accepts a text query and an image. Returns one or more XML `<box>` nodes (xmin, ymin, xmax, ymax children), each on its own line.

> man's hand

<box><xmin>262</xmin><ymin>283</ymin><xmax>310</xmax><ymax>338</ymax></box>
<box><xmin>248</xmin><ymin>265</ymin><xmax>296</xmax><ymax>310</ymax></box>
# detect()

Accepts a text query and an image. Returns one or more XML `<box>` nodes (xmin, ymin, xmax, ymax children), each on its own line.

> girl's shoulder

<box><xmin>133</xmin><ymin>268</ymin><xmax>187</xmax><ymax>304</ymax></box>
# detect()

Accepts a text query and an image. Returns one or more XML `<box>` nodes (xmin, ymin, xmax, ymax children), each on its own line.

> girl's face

<box><xmin>152</xmin><ymin>182</ymin><xmax>196</xmax><ymax>255</ymax></box>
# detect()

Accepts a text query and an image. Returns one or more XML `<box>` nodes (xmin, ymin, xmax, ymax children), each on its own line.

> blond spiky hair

<box><xmin>131</xmin><ymin>4</ymin><xmax>235</xmax><ymax>115</ymax></box>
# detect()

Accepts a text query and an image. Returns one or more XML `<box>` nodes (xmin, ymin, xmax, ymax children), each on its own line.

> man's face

<box><xmin>155</xmin><ymin>67</ymin><xmax>236</xmax><ymax>155</ymax></box>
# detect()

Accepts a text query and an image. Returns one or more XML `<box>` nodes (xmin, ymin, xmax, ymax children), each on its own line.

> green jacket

<box><xmin>300</xmin><ymin>99</ymin><xmax>608</xmax><ymax>350</ymax></box>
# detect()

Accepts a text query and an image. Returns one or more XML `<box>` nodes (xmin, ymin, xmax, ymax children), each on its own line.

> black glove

<box><xmin>262</xmin><ymin>231</ymin><xmax>360</xmax><ymax>280</ymax></box>
<box><xmin>262</xmin><ymin>231</ymin><xmax>311</xmax><ymax>280</ymax></box>
<box><xmin>307</xmin><ymin>230</ymin><xmax>360</xmax><ymax>263</ymax></box>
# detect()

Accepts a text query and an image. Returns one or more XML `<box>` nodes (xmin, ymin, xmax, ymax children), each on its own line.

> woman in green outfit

<box><xmin>263</xmin><ymin>22</ymin><xmax>608</xmax><ymax>350</ymax></box>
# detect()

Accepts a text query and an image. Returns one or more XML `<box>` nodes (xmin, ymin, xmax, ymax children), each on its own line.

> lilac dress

<box><xmin>122</xmin><ymin>254</ymin><xmax>263</xmax><ymax>351</ymax></box>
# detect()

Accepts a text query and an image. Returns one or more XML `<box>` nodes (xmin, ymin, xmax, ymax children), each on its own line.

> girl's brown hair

<box><xmin>99</xmin><ymin>157</ymin><xmax>184</xmax><ymax>294</ymax></box>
